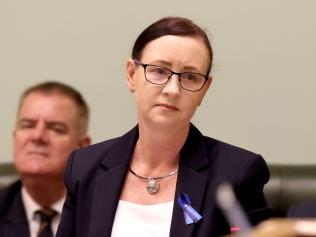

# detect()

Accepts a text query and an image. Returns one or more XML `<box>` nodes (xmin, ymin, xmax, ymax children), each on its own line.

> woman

<box><xmin>56</xmin><ymin>17</ymin><xmax>270</xmax><ymax>237</ymax></box>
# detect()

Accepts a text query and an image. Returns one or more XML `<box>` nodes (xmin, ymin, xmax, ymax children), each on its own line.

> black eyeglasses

<box><xmin>133</xmin><ymin>59</ymin><xmax>210</xmax><ymax>92</ymax></box>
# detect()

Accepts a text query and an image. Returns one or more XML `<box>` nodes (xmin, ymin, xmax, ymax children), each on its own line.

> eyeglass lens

<box><xmin>145</xmin><ymin>65</ymin><xmax>206</xmax><ymax>91</ymax></box>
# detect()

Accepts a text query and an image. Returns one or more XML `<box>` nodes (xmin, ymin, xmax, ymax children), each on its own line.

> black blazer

<box><xmin>0</xmin><ymin>181</ymin><xmax>30</xmax><ymax>237</ymax></box>
<box><xmin>288</xmin><ymin>201</ymin><xmax>316</xmax><ymax>218</ymax></box>
<box><xmin>56</xmin><ymin>124</ymin><xmax>271</xmax><ymax>237</ymax></box>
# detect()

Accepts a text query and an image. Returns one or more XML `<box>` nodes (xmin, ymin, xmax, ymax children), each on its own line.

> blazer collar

<box><xmin>99</xmin><ymin>125</ymin><xmax>139</xmax><ymax>170</ymax></box>
<box><xmin>98</xmin><ymin>123</ymin><xmax>209</xmax><ymax>171</ymax></box>
<box><xmin>180</xmin><ymin>123</ymin><xmax>209</xmax><ymax>170</ymax></box>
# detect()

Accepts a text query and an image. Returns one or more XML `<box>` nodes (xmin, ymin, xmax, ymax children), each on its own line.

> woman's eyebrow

<box><xmin>148</xmin><ymin>60</ymin><xmax>172</xmax><ymax>67</ymax></box>
<box><xmin>183</xmin><ymin>65</ymin><xmax>201</xmax><ymax>72</ymax></box>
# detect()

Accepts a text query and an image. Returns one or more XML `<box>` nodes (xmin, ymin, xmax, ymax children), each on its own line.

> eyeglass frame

<box><xmin>133</xmin><ymin>59</ymin><xmax>211</xmax><ymax>92</ymax></box>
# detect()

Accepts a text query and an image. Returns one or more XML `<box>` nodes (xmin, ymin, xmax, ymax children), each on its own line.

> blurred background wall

<box><xmin>1</xmin><ymin>0</ymin><xmax>315</xmax><ymax>164</ymax></box>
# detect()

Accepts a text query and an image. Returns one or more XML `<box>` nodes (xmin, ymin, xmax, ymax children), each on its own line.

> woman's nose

<box><xmin>162</xmin><ymin>74</ymin><xmax>181</xmax><ymax>95</ymax></box>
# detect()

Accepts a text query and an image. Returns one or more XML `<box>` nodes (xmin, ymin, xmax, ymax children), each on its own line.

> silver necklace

<box><xmin>128</xmin><ymin>167</ymin><xmax>178</xmax><ymax>194</ymax></box>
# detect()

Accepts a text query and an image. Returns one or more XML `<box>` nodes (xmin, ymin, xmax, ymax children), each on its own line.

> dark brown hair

<box><xmin>132</xmin><ymin>16</ymin><xmax>213</xmax><ymax>74</ymax></box>
<box><xmin>18</xmin><ymin>81</ymin><xmax>89</xmax><ymax>134</ymax></box>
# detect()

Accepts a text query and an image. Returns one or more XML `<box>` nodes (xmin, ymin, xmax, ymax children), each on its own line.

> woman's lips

<box><xmin>156</xmin><ymin>103</ymin><xmax>179</xmax><ymax>111</ymax></box>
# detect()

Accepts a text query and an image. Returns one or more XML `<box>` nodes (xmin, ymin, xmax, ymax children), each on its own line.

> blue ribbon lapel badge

<box><xmin>177</xmin><ymin>192</ymin><xmax>203</xmax><ymax>225</ymax></box>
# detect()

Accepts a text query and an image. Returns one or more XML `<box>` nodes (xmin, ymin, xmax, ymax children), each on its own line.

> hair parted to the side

<box><xmin>18</xmin><ymin>81</ymin><xmax>89</xmax><ymax>134</ymax></box>
<box><xmin>132</xmin><ymin>16</ymin><xmax>213</xmax><ymax>75</ymax></box>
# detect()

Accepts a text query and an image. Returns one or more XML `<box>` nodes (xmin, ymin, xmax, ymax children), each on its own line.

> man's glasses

<box><xmin>133</xmin><ymin>59</ymin><xmax>210</xmax><ymax>92</ymax></box>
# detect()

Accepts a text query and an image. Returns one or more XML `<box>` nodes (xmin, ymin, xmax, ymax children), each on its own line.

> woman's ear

<box><xmin>197</xmin><ymin>76</ymin><xmax>213</xmax><ymax>106</ymax></box>
<box><xmin>204</xmin><ymin>75</ymin><xmax>213</xmax><ymax>92</ymax></box>
<box><xmin>126</xmin><ymin>58</ymin><xmax>136</xmax><ymax>92</ymax></box>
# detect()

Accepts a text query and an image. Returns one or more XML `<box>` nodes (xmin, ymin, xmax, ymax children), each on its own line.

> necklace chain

<box><xmin>128</xmin><ymin>167</ymin><xmax>178</xmax><ymax>180</ymax></box>
<box><xmin>128</xmin><ymin>167</ymin><xmax>178</xmax><ymax>194</ymax></box>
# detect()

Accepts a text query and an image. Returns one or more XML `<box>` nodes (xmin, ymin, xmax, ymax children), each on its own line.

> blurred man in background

<box><xmin>0</xmin><ymin>81</ymin><xmax>91</xmax><ymax>237</ymax></box>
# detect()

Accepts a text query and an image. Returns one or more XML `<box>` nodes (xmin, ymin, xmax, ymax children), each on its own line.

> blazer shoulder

<box><xmin>66</xmin><ymin>137</ymin><xmax>119</xmax><ymax>177</ymax></box>
<box><xmin>0</xmin><ymin>181</ymin><xmax>22</xmax><ymax>215</ymax></box>
<box><xmin>202</xmin><ymin>136</ymin><xmax>269</xmax><ymax>184</ymax></box>
<box><xmin>64</xmin><ymin>126</ymin><xmax>139</xmax><ymax>190</ymax></box>
<box><xmin>72</xmin><ymin>137</ymin><xmax>119</xmax><ymax>163</ymax></box>
<box><xmin>204</xmin><ymin>135</ymin><xmax>260</xmax><ymax>158</ymax></box>
<box><xmin>187</xmin><ymin>125</ymin><xmax>268</xmax><ymax>179</ymax></box>
<box><xmin>67</xmin><ymin>125</ymin><xmax>138</xmax><ymax>171</ymax></box>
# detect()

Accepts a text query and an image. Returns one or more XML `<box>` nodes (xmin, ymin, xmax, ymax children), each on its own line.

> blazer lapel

<box><xmin>88</xmin><ymin>126</ymin><xmax>138</xmax><ymax>237</ymax></box>
<box><xmin>88</xmin><ymin>165</ymin><xmax>127</xmax><ymax>237</ymax></box>
<box><xmin>2</xmin><ymin>187</ymin><xmax>30</xmax><ymax>237</ymax></box>
<box><xmin>170</xmin><ymin>166</ymin><xmax>208</xmax><ymax>237</ymax></box>
<box><xmin>170</xmin><ymin>124</ymin><xmax>210</xmax><ymax>237</ymax></box>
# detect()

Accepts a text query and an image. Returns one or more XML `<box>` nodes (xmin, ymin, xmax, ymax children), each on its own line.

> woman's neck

<box><xmin>131</xmin><ymin>122</ymin><xmax>190</xmax><ymax>175</ymax></box>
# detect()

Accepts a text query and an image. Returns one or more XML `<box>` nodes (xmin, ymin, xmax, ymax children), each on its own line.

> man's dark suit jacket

<box><xmin>0</xmin><ymin>181</ymin><xmax>30</xmax><ymax>237</ymax></box>
<box><xmin>288</xmin><ymin>201</ymin><xmax>316</xmax><ymax>218</ymax></box>
<box><xmin>56</xmin><ymin>124</ymin><xmax>271</xmax><ymax>237</ymax></box>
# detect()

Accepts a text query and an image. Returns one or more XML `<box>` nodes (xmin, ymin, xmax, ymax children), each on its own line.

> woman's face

<box><xmin>126</xmin><ymin>35</ymin><xmax>212</xmax><ymax>130</ymax></box>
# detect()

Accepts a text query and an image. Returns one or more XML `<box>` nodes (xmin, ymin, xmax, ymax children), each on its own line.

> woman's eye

<box><xmin>153</xmin><ymin>67</ymin><xmax>168</xmax><ymax>75</ymax></box>
<box><xmin>183</xmin><ymin>73</ymin><xmax>198</xmax><ymax>81</ymax></box>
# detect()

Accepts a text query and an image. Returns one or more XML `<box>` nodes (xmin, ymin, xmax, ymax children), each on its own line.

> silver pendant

<box><xmin>146</xmin><ymin>179</ymin><xmax>159</xmax><ymax>194</ymax></box>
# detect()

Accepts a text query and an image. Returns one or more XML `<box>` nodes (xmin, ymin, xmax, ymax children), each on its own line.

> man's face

<box><xmin>13</xmin><ymin>92</ymin><xmax>87</xmax><ymax>179</ymax></box>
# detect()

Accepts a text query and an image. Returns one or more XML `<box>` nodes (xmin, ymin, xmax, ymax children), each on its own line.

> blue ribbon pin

<box><xmin>177</xmin><ymin>193</ymin><xmax>203</xmax><ymax>225</ymax></box>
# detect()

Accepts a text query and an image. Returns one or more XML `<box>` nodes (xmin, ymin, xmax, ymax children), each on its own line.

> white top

<box><xmin>111</xmin><ymin>200</ymin><xmax>174</xmax><ymax>237</ymax></box>
<box><xmin>21</xmin><ymin>187</ymin><xmax>65</xmax><ymax>237</ymax></box>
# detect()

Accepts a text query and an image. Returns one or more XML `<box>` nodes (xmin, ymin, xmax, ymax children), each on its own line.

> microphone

<box><xmin>216</xmin><ymin>182</ymin><xmax>254</xmax><ymax>237</ymax></box>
